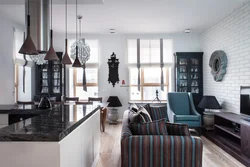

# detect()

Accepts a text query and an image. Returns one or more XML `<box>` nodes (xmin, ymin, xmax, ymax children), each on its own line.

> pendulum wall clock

<box><xmin>108</xmin><ymin>52</ymin><xmax>120</xmax><ymax>87</ymax></box>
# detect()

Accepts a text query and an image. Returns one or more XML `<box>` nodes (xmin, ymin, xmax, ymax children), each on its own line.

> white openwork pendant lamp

<box><xmin>71</xmin><ymin>0</ymin><xmax>90</xmax><ymax>67</ymax></box>
<box><xmin>44</xmin><ymin>0</ymin><xmax>59</xmax><ymax>61</ymax></box>
<box><xmin>71</xmin><ymin>0</ymin><xmax>81</xmax><ymax>67</ymax></box>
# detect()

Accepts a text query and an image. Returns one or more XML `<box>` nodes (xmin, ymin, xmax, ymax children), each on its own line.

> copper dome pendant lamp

<box><xmin>72</xmin><ymin>0</ymin><xmax>82</xmax><ymax>67</ymax></box>
<box><xmin>44</xmin><ymin>0</ymin><xmax>59</xmax><ymax>61</ymax></box>
<box><xmin>19</xmin><ymin>0</ymin><xmax>38</xmax><ymax>55</ymax></box>
<box><xmin>61</xmin><ymin>0</ymin><xmax>72</xmax><ymax>64</ymax></box>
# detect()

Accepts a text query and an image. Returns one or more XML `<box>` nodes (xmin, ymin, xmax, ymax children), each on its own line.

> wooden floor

<box><xmin>96</xmin><ymin>123</ymin><xmax>245</xmax><ymax>167</ymax></box>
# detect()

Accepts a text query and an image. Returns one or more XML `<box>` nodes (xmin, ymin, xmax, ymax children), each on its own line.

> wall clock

<box><xmin>108</xmin><ymin>52</ymin><xmax>120</xmax><ymax>87</ymax></box>
<box><xmin>209</xmin><ymin>50</ymin><xmax>227</xmax><ymax>82</ymax></box>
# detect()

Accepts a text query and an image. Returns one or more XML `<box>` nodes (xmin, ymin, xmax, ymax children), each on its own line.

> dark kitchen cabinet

<box><xmin>35</xmin><ymin>52</ymin><xmax>63</xmax><ymax>102</ymax></box>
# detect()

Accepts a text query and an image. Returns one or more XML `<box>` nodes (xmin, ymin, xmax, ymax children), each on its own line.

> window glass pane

<box><xmin>140</xmin><ymin>40</ymin><xmax>150</xmax><ymax>63</ymax></box>
<box><xmin>130</xmin><ymin>87</ymin><xmax>141</xmax><ymax>100</ymax></box>
<box><xmin>163</xmin><ymin>39</ymin><xmax>173</xmax><ymax>63</ymax></box>
<box><xmin>86</xmin><ymin>40</ymin><xmax>99</xmax><ymax>63</ymax></box>
<box><xmin>150</xmin><ymin>40</ymin><xmax>160</xmax><ymax>63</ymax></box>
<box><xmin>143</xmin><ymin>87</ymin><xmax>167</xmax><ymax>101</ymax></box>
<box><xmin>76</xmin><ymin>68</ymin><xmax>98</xmax><ymax>83</ymax></box>
<box><xmin>129</xmin><ymin>68</ymin><xmax>140</xmax><ymax>85</ymax></box>
<box><xmin>144</xmin><ymin>68</ymin><xmax>167</xmax><ymax>83</ymax></box>
<box><xmin>75</xmin><ymin>86</ymin><xmax>98</xmax><ymax>100</ymax></box>
<box><xmin>128</xmin><ymin>39</ymin><xmax>137</xmax><ymax>64</ymax></box>
<box><xmin>140</xmin><ymin>40</ymin><xmax>160</xmax><ymax>63</ymax></box>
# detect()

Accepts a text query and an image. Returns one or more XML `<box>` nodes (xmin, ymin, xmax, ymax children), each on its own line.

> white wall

<box><xmin>54</xmin><ymin>33</ymin><xmax>201</xmax><ymax>119</ymax></box>
<box><xmin>0</xmin><ymin>15</ymin><xmax>16</xmax><ymax>104</ymax></box>
<box><xmin>0</xmin><ymin>12</ymin><xmax>27</xmax><ymax>104</ymax></box>
<box><xmin>201</xmin><ymin>2</ymin><xmax>250</xmax><ymax>113</ymax></box>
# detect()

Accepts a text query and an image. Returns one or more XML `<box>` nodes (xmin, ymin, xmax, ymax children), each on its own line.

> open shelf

<box><xmin>203</xmin><ymin>130</ymin><xmax>241</xmax><ymax>154</ymax></box>
<box><xmin>214</xmin><ymin>124</ymin><xmax>241</xmax><ymax>139</ymax></box>
<box><xmin>203</xmin><ymin>112</ymin><xmax>250</xmax><ymax>166</ymax></box>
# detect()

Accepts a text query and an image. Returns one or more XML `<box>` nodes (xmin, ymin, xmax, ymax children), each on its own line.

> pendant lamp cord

<box><xmin>51</xmin><ymin>0</ymin><xmax>52</xmax><ymax>30</ymax></box>
<box><xmin>65</xmin><ymin>0</ymin><xmax>67</xmax><ymax>39</ymax></box>
<box><xmin>27</xmin><ymin>0</ymin><xmax>30</xmax><ymax>34</ymax></box>
<box><xmin>79</xmin><ymin>18</ymin><xmax>81</xmax><ymax>38</ymax></box>
<box><xmin>28</xmin><ymin>0</ymin><xmax>30</xmax><ymax>15</ymax></box>
<box><xmin>76</xmin><ymin>0</ymin><xmax>78</xmax><ymax>45</ymax></box>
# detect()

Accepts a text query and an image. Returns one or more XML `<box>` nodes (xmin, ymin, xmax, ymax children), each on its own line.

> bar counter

<box><xmin>0</xmin><ymin>104</ymin><xmax>101</xmax><ymax>167</ymax></box>
<box><xmin>0</xmin><ymin>104</ymin><xmax>100</xmax><ymax>141</ymax></box>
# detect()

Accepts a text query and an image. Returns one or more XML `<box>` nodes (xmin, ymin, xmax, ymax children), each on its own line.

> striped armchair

<box><xmin>121</xmin><ymin>110</ymin><xmax>203</xmax><ymax>167</ymax></box>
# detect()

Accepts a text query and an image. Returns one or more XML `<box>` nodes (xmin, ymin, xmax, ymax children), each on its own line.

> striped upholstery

<box><xmin>121</xmin><ymin>110</ymin><xmax>203</xmax><ymax>167</ymax></box>
<box><xmin>129</xmin><ymin>119</ymin><xmax>168</xmax><ymax>135</ymax></box>
<box><xmin>138</xmin><ymin>106</ymin><xmax>152</xmax><ymax>122</ymax></box>
<box><xmin>148</xmin><ymin>105</ymin><xmax>169</xmax><ymax>121</ymax></box>
<box><xmin>121</xmin><ymin>135</ymin><xmax>203</xmax><ymax>167</ymax></box>
<box><xmin>166</xmin><ymin>122</ymin><xmax>191</xmax><ymax>136</ymax></box>
<box><xmin>128</xmin><ymin>110</ymin><xmax>145</xmax><ymax>123</ymax></box>
<box><xmin>140</xmin><ymin>112</ymin><xmax>151</xmax><ymax>122</ymax></box>
<box><xmin>143</xmin><ymin>103</ymin><xmax>151</xmax><ymax>113</ymax></box>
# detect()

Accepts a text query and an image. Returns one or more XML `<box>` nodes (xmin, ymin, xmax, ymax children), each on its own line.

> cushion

<box><xmin>129</xmin><ymin>119</ymin><xmax>168</xmax><ymax>135</ymax></box>
<box><xmin>138</xmin><ymin>105</ymin><xmax>152</xmax><ymax>122</ymax></box>
<box><xmin>128</xmin><ymin>110</ymin><xmax>145</xmax><ymax>123</ymax></box>
<box><xmin>129</xmin><ymin>103</ymin><xmax>139</xmax><ymax>112</ymax></box>
<box><xmin>166</xmin><ymin>123</ymin><xmax>190</xmax><ymax>136</ymax></box>
<box><xmin>168</xmin><ymin>93</ymin><xmax>190</xmax><ymax>115</ymax></box>
<box><xmin>148</xmin><ymin>105</ymin><xmax>169</xmax><ymax>121</ymax></box>
<box><xmin>143</xmin><ymin>103</ymin><xmax>151</xmax><ymax>113</ymax></box>
<box><xmin>174</xmin><ymin>115</ymin><xmax>200</xmax><ymax>121</ymax></box>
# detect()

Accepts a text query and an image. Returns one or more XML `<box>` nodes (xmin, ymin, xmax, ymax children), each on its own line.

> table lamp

<box><xmin>198</xmin><ymin>95</ymin><xmax>221</xmax><ymax>130</ymax></box>
<box><xmin>198</xmin><ymin>96</ymin><xmax>221</xmax><ymax>111</ymax></box>
<box><xmin>107</xmin><ymin>96</ymin><xmax>122</xmax><ymax>124</ymax></box>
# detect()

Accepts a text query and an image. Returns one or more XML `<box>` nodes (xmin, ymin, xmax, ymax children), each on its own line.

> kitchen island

<box><xmin>0</xmin><ymin>104</ymin><xmax>101</xmax><ymax>167</ymax></box>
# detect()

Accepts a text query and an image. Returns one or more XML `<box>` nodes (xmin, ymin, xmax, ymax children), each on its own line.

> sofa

<box><xmin>121</xmin><ymin>110</ymin><xmax>203</xmax><ymax>167</ymax></box>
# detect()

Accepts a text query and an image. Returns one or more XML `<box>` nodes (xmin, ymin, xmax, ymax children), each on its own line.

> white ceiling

<box><xmin>0</xmin><ymin>0</ymin><xmax>104</xmax><ymax>5</ymax></box>
<box><xmin>0</xmin><ymin>0</ymin><xmax>249</xmax><ymax>34</ymax></box>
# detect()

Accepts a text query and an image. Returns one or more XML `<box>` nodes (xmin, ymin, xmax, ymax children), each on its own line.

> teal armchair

<box><xmin>167</xmin><ymin>92</ymin><xmax>201</xmax><ymax>131</ymax></box>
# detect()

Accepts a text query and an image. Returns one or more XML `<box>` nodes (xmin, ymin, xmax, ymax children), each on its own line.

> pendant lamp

<box><xmin>61</xmin><ymin>0</ymin><xmax>72</xmax><ymax>64</ymax></box>
<box><xmin>44</xmin><ymin>0</ymin><xmax>59</xmax><ymax>61</ymax></box>
<box><xmin>72</xmin><ymin>0</ymin><xmax>82</xmax><ymax>67</ymax></box>
<box><xmin>19</xmin><ymin>0</ymin><xmax>38</xmax><ymax>55</ymax></box>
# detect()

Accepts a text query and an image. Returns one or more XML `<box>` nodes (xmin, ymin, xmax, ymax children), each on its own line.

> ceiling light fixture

<box><xmin>110</xmin><ymin>29</ymin><xmax>115</xmax><ymax>34</ymax></box>
<box><xmin>184</xmin><ymin>29</ymin><xmax>191</xmax><ymax>33</ymax></box>
<box><xmin>44</xmin><ymin>0</ymin><xmax>59</xmax><ymax>61</ymax></box>
<box><xmin>72</xmin><ymin>0</ymin><xmax>82</xmax><ymax>67</ymax></box>
<box><xmin>61</xmin><ymin>0</ymin><xmax>72</xmax><ymax>64</ymax></box>
<box><xmin>19</xmin><ymin>0</ymin><xmax>38</xmax><ymax>55</ymax></box>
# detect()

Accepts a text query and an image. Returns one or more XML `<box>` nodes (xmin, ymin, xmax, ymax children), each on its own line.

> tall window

<box><xmin>128</xmin><ymin>39</ymin><xmax>173</xmax><ymax>101</ymax></box>
<box><xmin>13</xmin><ymin>28</ymin><xmax>33</xmax><ymax>102</ymax></box>
<box><xmin>69</xmin><ymin>39</ymin><xmax>99</xmax><ymax>100</ymax></box>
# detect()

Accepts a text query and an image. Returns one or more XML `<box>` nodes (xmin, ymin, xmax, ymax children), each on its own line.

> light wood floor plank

<box><xmin>96</xmin><ymin>123</ymin><xmax>245</xmax><ymax>167</ymax></box>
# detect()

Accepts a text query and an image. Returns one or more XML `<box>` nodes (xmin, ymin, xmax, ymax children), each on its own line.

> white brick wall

<box><xmin>201</xmin><ymin>2</ymin><xmax>250</xmax><ymax>113</ymax></box>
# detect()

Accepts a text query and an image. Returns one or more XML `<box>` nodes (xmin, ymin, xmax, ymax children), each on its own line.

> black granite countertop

<box><xmin>0</xmin><ymin>104</ymin><xmax>100</xmax><ymax>141</ymax></box>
